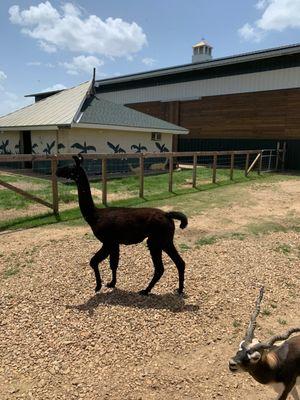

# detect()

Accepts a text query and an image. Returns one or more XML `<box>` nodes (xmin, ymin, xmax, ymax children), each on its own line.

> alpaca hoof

<box><xmin>138</xmin><ymin>289</ymin><xmax>149</xmax><ymax>296</ymax></box>
<box><xmin>106</xmin><ymin>282</ymin><xmax>116</xmax><ymax>288</ymax></box>
<box><xmin>176</xmin><ymin>288</ymin><xmax>184</xmax><ymax>296</ymax></box>
<box><xmin>95</xmin><ymin>285</ymin><xmax>102</xmax><ymax>293</ymax></box>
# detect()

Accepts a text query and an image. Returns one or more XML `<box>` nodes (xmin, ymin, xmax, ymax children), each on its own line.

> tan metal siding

<box><xmin>99</xmin><ymin>67</ymin><xmax>300</xmax><ymax>104</ymax></box>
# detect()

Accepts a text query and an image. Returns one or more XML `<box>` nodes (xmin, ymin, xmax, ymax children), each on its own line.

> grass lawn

<box><xmin>0</xmin><ymin>166</ymin><xmax>298</xmax><ymax>232</ymax></box>
<box><xmin>0</xmin><ymin>166</ymin><xmax>257</xmax><ymax>209</ymax></box>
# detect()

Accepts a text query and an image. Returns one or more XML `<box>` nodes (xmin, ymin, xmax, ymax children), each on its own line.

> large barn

<box><xmin>91</xmin><ymin>41</ymin><xmax>300</xmax><ymax>170</ymax></box>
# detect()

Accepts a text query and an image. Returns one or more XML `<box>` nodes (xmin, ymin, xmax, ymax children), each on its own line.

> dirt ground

<box><xmin>0</xmin><ymin>178</ymin><xmax>300</xmax><ymax>399</ymax></box>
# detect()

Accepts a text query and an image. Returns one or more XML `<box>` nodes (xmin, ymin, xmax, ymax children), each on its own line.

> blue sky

<box><xmin>1</xmin><ymin>0</ymin><xmax>300</xmax><ymax>116</ymax></box>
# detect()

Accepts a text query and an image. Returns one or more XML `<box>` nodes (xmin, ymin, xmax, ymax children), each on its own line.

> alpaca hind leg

<box><xmin>139</xmin><ymin>242</ymin><xmax>164</xmax><ymax>295</ymax></box>
<box><xmin>107</xmin><ymin>245</ymin><xmax>120</xmax><ymax>288</ymax></box>
<box><xmin>164</xmin><ymin>243</ymin><xmax>185</xmax><ymax>294</ymax></box>
<box><xmin>90</xmin><ymin>246</ymin><xmax>110</xmax><ymax>292</ymax></box>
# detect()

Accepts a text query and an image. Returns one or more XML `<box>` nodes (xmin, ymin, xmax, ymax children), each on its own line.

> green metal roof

<box><xmin>78</xmin><ymin>95</ymin><xmax>188</xmax><ymax>134</ymax></box>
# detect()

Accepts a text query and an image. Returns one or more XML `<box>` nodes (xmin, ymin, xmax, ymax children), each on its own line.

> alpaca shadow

<box><xmin>66</xmin><ymin>288</ymin><xmax>200</xmax><ymax>316</ymax></box>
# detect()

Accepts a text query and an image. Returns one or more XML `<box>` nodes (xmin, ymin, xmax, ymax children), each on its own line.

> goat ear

<box><xmin>249</xmin><ymin>351</ymin><xmax>261</xmax><ymax>363</ymax></box>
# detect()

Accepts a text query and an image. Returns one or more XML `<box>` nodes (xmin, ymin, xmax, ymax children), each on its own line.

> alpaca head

<box><xmin>56</xmin><ymin>154</ymin><xmax>84</xmax><ymax>182</ymax></box>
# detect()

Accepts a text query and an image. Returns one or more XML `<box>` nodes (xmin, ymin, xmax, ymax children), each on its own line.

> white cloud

<box><xmin>255</xmin><ymin>0</ymin><xmax>270</xmax><ymax>9</ymax></box>
<box><xmin>26</xmin><ymin>61</ymin><xmax>55</xmax><ymax>67</ymax></box>
<box><xmin>0</xmin><ymin>89</ymin><xmax>32</xmax><ymax>117</ymax></box>
<box><xmin>238</xmin><ymin>23</ymin><xmax>265</xmax><ymax>42</ymax></box>
<box><xmin>0</xmin><ymin>70</ymin><xmax>32</xmax><ymax>116</ymax></box>
<box><xmin>0</xmin><ymin>70</ymin><xmax>7</xmax><ymax>81</ymax></box>
<box><xmin>239</xmin><ymin>0</ymin><xmax>300</xmax><ymax>41</ymax></box>
<box><xmin>42</xmin><ymin>83</ymin><xmax>66</xmax><ymax>92</ymax></box>
<box><xmin>39</xmin><ymin>40</ymin><xmax>57</xmax><ymax>53</ymax></box>
<box><xmin>9</xmin><ymin>1</ymin><xmax>147</xmax><ymax>58</ymax></box>
<box><xmin>142</xmin><ymin>57</ymin><xmax>156</xmax><ymax>66</ymax></box>
<box><xmin>61</xmin><ymin>55</ymin><xmax>104</xmax><ymax>75</ymax></box>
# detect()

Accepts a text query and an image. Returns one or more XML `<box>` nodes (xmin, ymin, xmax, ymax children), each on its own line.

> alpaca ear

<box><xmin>73</xmin><ymin>154</ymin><xmax>84</xmax><ymax>166</ymax></box>
<box><xmin>72</xmin><ymin>155</ymin><xmax>81</xmax><ymax>166</ymax></box>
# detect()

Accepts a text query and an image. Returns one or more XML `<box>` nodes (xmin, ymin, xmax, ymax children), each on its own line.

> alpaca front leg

<box><xmin>90</xmin><ymin>246</ymin><xmax>110</xmax><ymax>292</ymax></box>
<box><xmin>106</xmin><ymin>245</ymin><xmax>120</xmax><ymax>288</ymax></box>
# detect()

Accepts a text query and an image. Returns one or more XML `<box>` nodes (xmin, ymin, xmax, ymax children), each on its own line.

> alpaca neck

<box><xmin>76</xmin><ymin>169</ymin><xmax>96</xmax><ymax>221</ymax></box>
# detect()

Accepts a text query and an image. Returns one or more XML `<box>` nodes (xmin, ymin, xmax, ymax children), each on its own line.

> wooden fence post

<box><xmin>245</xmin><ymin>153</ymin><xmax>250</xmax><ymax>177</ymax></box>
<box><xmin>169</xmin><ymin>154</ymin><xmax>173</xmax><ymax>192</ymax></box>
<box><xmin>192</xmin><ymin>154</ymin><xmax>197</xmax><ymax>188</ymax></box>
<box><xmin>212</xmin><ymin>154</ymin><xmax>217</xmax><ymax>183</ymax></box>
<box><xmin>281</xmin><ymin>142</ymin><xmax>286</xmax><ymax>171</ymax></box>
<box><xmin>258</xmin><ymin>151</ymin><xmax>263</xmax><ymax>175</ymax></box>
<box><xmin>51</xmin><ymin>156</ymin><xmax>59</xmax><ymax>215</ymax></box>
<box><xmin>102</xmin><ymin>158</ymin><xmax>107</xmax><ymax>206</ymax></box>
<box><xmin>230</xmin><ymin>153</ymin><xmax>234</xmax><ymax>181</ymax></box>
<box><xmin>139</xmin><ymin>153</ymin><xmax>144</xmax><ymax>198</ymax></box>
<box><xmin>275</xmin><ymin>141</ymin><xmax>280</xmax><ymax>171</ymax></box>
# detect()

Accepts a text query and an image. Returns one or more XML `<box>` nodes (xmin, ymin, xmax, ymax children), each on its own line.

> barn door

<box><xmin>22</xmin><ymin>131</ymin><xmax>32</xmax><ymax>168</ymax></box>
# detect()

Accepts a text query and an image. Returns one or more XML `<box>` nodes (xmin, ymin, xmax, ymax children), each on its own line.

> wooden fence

<box><xmin>0</xmin><ymin>147</ymin><xmax>285</xmax><ymax>214</ymax></box>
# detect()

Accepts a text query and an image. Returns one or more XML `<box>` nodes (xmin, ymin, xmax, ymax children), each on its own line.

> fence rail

<box><xmin>0</xmin><ymin>147</ymin><xmax>286</xmax><ymax>214</ymax></box>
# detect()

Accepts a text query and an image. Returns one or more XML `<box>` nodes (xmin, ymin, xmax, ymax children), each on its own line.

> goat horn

<box><xmin>266</xmin><ymin>327</ymin><xmax>300</xmax><ymax>347</ymax></box>
<box><xmin>244</xmin><ymin>286</ymin><xmax>265</xmax><ymax>342</ymax></box>
<box><xmin>251</xmin><ymin>327</ymin><xmax>300</xmax><ymax>351</ymax></box>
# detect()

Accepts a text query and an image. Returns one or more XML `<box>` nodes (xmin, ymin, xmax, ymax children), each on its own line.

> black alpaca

<box><xmin>56</xmin><ymin>155</ymin><xmax>188</xmax><ymax>295</ymax></box>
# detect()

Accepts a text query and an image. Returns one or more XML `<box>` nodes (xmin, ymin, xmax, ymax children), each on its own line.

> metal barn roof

<box><xmin>94</xmin><ymin>42</ymin><xmax>300</xmax><ymax>88</ymax></box>
<box><xmin>0</xmin><ymin>81</ymin><xmax>90</xmax><ymax>129</ymax></box>
<box><xmin>0</xmin><ymin>81</ymin><xmax>188</xmax><ymax>134</ymax></box>
<box><xmin>77</xmin><ymin>95</ymin><xmax>188</xmax><ymax>134</ymax></box>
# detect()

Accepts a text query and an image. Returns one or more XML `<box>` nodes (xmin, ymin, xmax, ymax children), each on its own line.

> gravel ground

<box><xmin>0</xmin><ymin>223</ymin><xmax>299</xmax><ymax>399</ymax></box>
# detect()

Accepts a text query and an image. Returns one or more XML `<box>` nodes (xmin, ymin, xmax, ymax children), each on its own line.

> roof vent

<box><xmin>192</xmin><ymin>39</ymin><xmax>213</xmax><ymax>63</ymax></box>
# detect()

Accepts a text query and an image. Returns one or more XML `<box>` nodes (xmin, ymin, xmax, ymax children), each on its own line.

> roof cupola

<box><xmin>192</xmin><ymin>39</ymin><xmax>213</xmax><ymax>63</ymax></box>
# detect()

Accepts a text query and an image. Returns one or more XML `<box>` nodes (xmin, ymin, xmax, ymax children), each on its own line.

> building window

<box><xmin>151</xmin><ymin>132</ymin><xmax>161</xmax><ymax>141</ymax></box>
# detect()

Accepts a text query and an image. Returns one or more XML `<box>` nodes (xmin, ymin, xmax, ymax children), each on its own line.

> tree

<box><xmin>71</xmin><ymin>141</ymin><xmax>96</xmax><ymax>153</ymax></box>
<box><xmin>57</xmin><ymin>143</ymin><xmax>65</xmax><ymax>153</ymax></box>
<box><xmin>0</xmin><ymin>140</ymin><xmax>12</xmax><ymax>154</ymax></box>
<box><xmin>155</xmin><ymin>142</ymin><xmax>169</xmax><ymax>152</ymax></box>
<box><xmin>31</xmin><ymin>143</ymin><xmax>38</xmax><ymax>154</ymax></box>
<box><xmin>131</xmin><ymin>143</ymin><xmax>148</xmax><ymax>153</ymax></box>
<box><xmin>43</xmin><ymin>140</ymin><xmax>56</xmax><ymax>155</ymax></box>
<box><xmin>107</xmin><ymin>141</ymin><xmax>126</xmax><ymax>153</ymax></box>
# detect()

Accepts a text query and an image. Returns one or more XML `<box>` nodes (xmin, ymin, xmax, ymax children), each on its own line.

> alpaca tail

<box><xmin>166</xmin><ymin>211</ymin><xmax>188</xmax><ymax>229</ymax></box>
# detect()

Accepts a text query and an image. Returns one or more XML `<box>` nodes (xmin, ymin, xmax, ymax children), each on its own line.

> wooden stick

<box><xmin>102</xmin><ymin>158</ymin><xmax>107</xmax><ymax>206</ymax></box>
<box><xmin>51</xmin><ymin>157</ymin><xmax>59</xmax><ymax>215</ymax></box>
<box><xmin>0</xmin><ymin>179</ymin><xmax>53</xmax><ymax>209</ymax></box>
<box><xmin>192</xmin><ymin>154</ymin><xmax>197</xmax><ymax>188</ymax></box>
<box><xmin>139</xmin><ymin>154</ymin><xmax>144</xmax><ymax>198</ymax></box>
<box><xmin>212</xmin><ymin>154</ymin><xmax>217</xmax><ymax>183</ymax></box>
<box><xmin>230</xmin><ymin>153</ymin><xmax>234</xmax><ymax>180</ymax></box>
<box><xmin>247</xmin><ymin>153</ymin><xmax>261</xmax><ymax>175</ymax></box>
<box><xmin>168</xmin><ymin>154</ymin><xmax>173</xmax><ymax>192</ymax></box>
